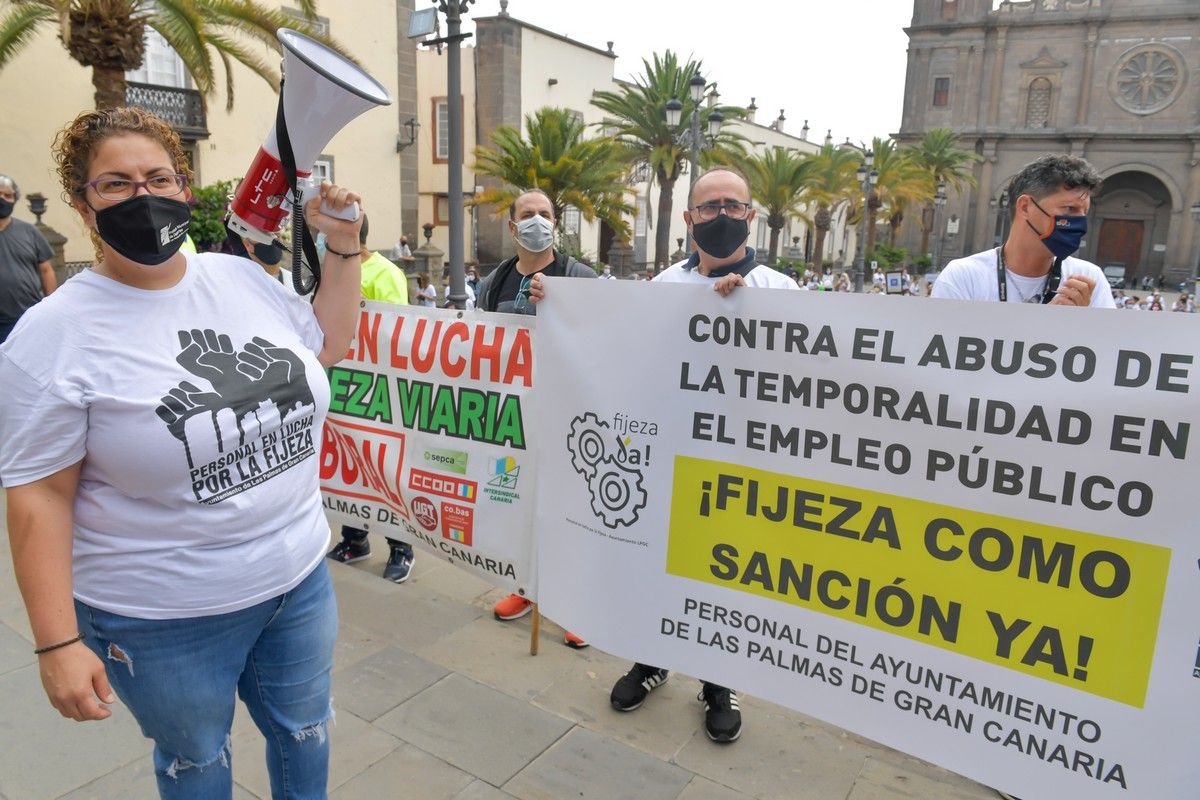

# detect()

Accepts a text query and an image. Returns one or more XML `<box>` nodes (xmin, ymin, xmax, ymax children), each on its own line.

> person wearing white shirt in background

<box><xmin>933</xmin><ymin>154</ymin><xmax>1115</xmax><ymax>308</ymax></box>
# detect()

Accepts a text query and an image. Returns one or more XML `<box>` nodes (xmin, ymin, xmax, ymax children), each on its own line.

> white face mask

<box><xmin>514</xmin><ymin>214</ymin><xmax>554</xmax><ymax>253</ymax></box>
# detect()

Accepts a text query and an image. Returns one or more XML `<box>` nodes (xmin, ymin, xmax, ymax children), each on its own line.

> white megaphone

<box><xmin>227</xmin><ymin>28</ymin><xmax>392</xmax><ymax>245</ymax></box>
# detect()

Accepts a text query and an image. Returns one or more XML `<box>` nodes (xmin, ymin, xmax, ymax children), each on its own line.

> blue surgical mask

<box><xmin>1028</xmin><ymin>198</ymin><xmax>1087</xmax><ymax>260</ymax></box>
<box><xmin>315</xmin><ymin>231</ymin><xmax>327</xmax><ymax>261</ymax></box>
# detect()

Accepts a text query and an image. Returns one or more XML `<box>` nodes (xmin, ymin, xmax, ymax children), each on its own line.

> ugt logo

<box><xmin>565</xmin><ymin>412</ymin><xmax>648</xmax><ymax>528</ymax></box>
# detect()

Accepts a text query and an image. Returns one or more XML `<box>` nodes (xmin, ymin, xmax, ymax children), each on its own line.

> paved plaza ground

<box><xmin>0</xmin><ymin>494</ymin><xmax>1007</xmax><ymax>800</ymax></box>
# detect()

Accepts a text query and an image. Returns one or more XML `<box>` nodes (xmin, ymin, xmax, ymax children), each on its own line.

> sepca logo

<box><xmin>409</xmin><ymin>467</ymin><xmax>477</xmax><ymax>502</ymax></box>
<box><xmin>411</xmin><ymin>495</ymin><xmax>439</xmax><ymax>531</ymax></box>
<box><xmin>441</xmin><ymin>503</ymin><xmax>474</xmax><ymax>546</ymax></box>
<box><xmin>423</xmin><ymin>447</ymin><xmax>468</xmax><ymax>475</ymax></box>
<box><xmin>488</xmin><ymin>456</ymin><xmax>520</xmax><ymax>489</ymax></box>
<box><xmin>566</xmin><ymin>412</ymin><xmax>649</xmax><ymax>528</ymax></box>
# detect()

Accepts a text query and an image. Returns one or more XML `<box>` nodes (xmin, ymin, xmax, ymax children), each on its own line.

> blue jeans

<box><xmin>75</xmin><ymin>561</ymin><xmax>338</xmax><ymax>799</ymax></box>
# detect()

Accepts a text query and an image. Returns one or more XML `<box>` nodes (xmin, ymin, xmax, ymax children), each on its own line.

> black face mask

<box><xmin>93</xmin><ymin>195</ymin><xmax>191</xmax><ymax>265</ymax></box>
<box><xmin>691</xmin><ymin>213</ymin><xmax>749</xmax><ymax>259</ymax></box>
<box><xmin>253</xmin><ymin>241</ymin><xmax>285</xmax><ymax>266</ymax></box>
<box><xmin>0</xmin><ymin>198</ymin><xmax>14</xmax><ymax>220</ymax></box>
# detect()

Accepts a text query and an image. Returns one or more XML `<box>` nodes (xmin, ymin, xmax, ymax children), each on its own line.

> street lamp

<box><xmin>852</xmin><ymin>149</ymin><xmax>877</xmax><ymax>292</ymax></box>
<box><xmin>931</xmin><ymin>179</ymin><xmax>947</xmax><ymax>271</ymax></box>
<box><xmin>997</xmin><ymin>189</ymin><xmax>1011</xmax><ymax>246</ymax></box>
<box><xmin>664</xmin><ymin>72</ymin><xmax>724</xmax><ymax>252</ymax></box>
<box><xmin>1190</xmin><ymin>202</ymin><xmax>1200</xmax><ymax>293</ymax></box>
<box><xmin>424</xmin><ymin>0</ymin><xmax>474</xmax><ymax>309</ymax></box>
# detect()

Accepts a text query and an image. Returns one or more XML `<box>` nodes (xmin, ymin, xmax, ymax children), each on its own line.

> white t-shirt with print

<box><xmin>654</xmin><ymin>258</ymin><xmax>801</xmax><ymax>291</ymax></box>
<box><xmin>932</xmin><ymin>248</ymin><xmax>1116</xmax><ymax>308</ymax></box>
<box><xmin>0</xmin><ymin>252</ymin><xmax>332</xmax><ymax>619</ymax></box>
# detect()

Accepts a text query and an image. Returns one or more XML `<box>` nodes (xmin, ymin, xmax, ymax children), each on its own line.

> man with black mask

<box><xmin>607</xmin><ymin>168</ymin><xmax>796</xmax><ymax>745</ymax></box>
<box><xmin>932</xmin><ymin>154</ymin><xmax>1114</xmax><ymax>308</ymax></box>
<box><xmin>0</xmin><ymin>173</ymin><xmax>56</xmax><ymax>343</ymax></box>
<box><xmin>648</xmin><ymin>167</ymin><xmax>796</xmax><ymax>294</ymax></box>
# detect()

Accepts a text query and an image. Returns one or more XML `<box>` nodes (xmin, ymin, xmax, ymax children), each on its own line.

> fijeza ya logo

<box><xmin>566</xmin><ymin>412</ymin><xmax>652</xmax><ymax>528</ymax></box>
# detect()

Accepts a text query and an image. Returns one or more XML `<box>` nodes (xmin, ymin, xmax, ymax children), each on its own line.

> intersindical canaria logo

<box><xmin>566</xmin><ymin>412</ymin><xmax>650</xmax><ymax>528</ymax></box>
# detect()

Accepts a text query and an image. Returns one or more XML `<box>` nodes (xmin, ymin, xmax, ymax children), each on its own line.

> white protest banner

<box><xmin>534</xmin><ymin>278</ymin><xmax>1200</xmax><ymax>799</ymax></box>
<box><xmin>320</xmin><ymin>302</ymin><xmax>537</xmax><ymax>595</ymax></box>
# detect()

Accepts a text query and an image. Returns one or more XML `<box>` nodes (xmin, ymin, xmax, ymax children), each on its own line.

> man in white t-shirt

<box><xmin>523</xmin><ymin>169</ymin><xmax>794</xmax><ymax>743</ymax></box>
<box><xmin>932</xmin><ymin>154</ymin><xmax>1114</xmax><ymax>308</ymax></box>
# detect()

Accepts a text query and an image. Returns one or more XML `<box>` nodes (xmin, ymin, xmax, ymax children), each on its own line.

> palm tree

<box><xmin>469</xmin><ymin>106</ymin><xmax>635</xmax><ymax>241</ymax></box>
<box><xmin>801</xmin><ymin>143</ymin><xmax>861</xmax><ymax>268</ymax></box>
<box><xmin>909</xmin><ymin>128</ymin><xmax>980</xmax><ymax>258</ymax></box>
<box><xmin>863</xmin><ymin>137</ymin><xmax>931</xmax><ymax>259</ymax></box>
<box><xmin>0</xmin><ymin>0</ymin><xmax>341</xmax><ymax>110</ymax></box>
<box><xmin>746</xmin><ymin>146</ymin><xmax>813</xmax><ymax>265</ymax></box>
<box><xmin>591</xmin><ymin>51</ymin><xmax>745</xmax><ymax>268</ymax></box>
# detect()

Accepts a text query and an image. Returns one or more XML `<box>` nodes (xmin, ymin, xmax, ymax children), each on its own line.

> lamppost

<box><xmin>851</xmin><ymin>150</ymin><xmax>878</xmax><ymax>292</ymax></box>
<box><xmin>426</xmin><ymin>0</ymin><xmax>474</xmax><ymax>308</ymax></box>
<box><xmin>997</xmin><ymin>190</ymin><xmax>1010</xmax><ymax>247</ymax></box>
<box><xmin>931</xmin><ymin>179</ymin><xmax>947</xmax><ymax>271</ymax></box>
<box><xmin>665</xmin><ymin>72</ymin><xmax>724</xmax><ymax>252</ymax></box>
<box><xmin>1190</xmin><ymin>202</ymin><xmax>1200</xmax><ymax>293</ymax></box>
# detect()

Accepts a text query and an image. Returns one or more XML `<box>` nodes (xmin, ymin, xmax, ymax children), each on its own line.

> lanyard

<box><xmin>996</xmin><ymin>247</ymin><xmax>1062</xmax><ymax>304</ymax></box>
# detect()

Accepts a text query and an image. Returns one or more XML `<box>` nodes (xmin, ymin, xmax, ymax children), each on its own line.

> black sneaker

<box><xmin>700</xmin><ymin>684</ymin><xmax>741</xmax><ymax>743</ymax></box>
<box><xmin>327</xmin><ymin>538</ymin><xmax>371</xmax><ymax>564</ymax></box>
<box><xmin>383</xmin><ymin>542</ymin><xmax>414</xmax><ymax>583</ymax></box>
<box><xmin>610</xmin><ymin>664</ymin><xmax>668</xmax><ymax>712</ymax></box>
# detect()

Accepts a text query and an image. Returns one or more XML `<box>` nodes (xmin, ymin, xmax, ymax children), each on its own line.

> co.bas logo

<box><xmin>566</xmin><ymin>411</ymin><xmax>654</xmax><ymax>528</ymax></box>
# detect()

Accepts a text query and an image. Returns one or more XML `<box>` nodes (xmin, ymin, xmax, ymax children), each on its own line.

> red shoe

<box><xmin>563</xmin><ymin>631</ymin><xmax>589</xmax><ymax>649</ymax></box>
<box><xmin>493</xmin><ymin>594</ymin><xmax>533</xmax><ymax>620</ymax></box>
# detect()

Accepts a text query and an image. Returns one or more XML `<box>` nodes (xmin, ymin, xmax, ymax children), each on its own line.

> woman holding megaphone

<box><xmin>0</xmin><ymin>106</ymin><xmax>362</xmax><ymax>798</ymax></box>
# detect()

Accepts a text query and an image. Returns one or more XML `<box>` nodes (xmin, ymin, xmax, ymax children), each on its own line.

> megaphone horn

<box><xmin>227</xmin><ymin>29</ymin><xmax>392</xmax><ymax>245</ymax></box>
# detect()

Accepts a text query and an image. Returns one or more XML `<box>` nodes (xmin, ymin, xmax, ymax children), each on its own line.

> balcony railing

<box><xmin>125</xmin><ymin>82</ymin><xmax>209</xmax><ymax>140</ymax></box>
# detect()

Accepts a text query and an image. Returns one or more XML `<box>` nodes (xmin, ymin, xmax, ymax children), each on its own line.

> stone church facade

<box><xmin>898</xmin><ymin>0</ymin><xmax>1200</xmax><ymax>285</ymax></box>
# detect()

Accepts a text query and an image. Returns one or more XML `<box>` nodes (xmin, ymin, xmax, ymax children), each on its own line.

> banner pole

<box><xmin>530</xmin><ymin>603</ymin><xmax>540</xmax><ymax>656</ymax></box>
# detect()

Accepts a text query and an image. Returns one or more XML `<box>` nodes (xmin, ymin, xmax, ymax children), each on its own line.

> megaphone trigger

<box><xmin>298</xmin><ymin>177</ymin><xmax>360</xmax><ymax>223</ymax></box>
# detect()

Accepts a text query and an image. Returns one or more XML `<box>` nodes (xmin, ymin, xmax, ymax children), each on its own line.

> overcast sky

<box><xmin>464</xmin><ymin>0</ymin><xmax>917</xmax><ymax>146</ymax></box>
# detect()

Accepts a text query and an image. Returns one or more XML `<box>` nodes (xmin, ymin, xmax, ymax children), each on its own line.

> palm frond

<box><xmin>0</xmin><ymin>2</ymin><xmax>54</xmax><ymax>69</ymax></box>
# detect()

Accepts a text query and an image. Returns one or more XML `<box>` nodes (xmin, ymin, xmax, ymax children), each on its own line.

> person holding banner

<box><xmin>931</xmin><ymin>153</ymin><xmax>1116</xmax><ymax>800</ymax></box>
<box><xmin>327</xmin><ymin>213</ymin><xmax>416</xmax><ymax>581</ymax></box>
<box><xmin>932</xmin><ymin>155</ymin><xmax>1115</xmax><ymax>308</ymax></box>
<box><xmin>603</xmin><ymin>167</ymin><xmax>797</xmax><ymax>744</ymax></box>
<box><xmin>478</xmin><ymin>188</ymin><xmax>596</xmax><ymax>647</ymax></box>
<box><xmin>0</xmin><ymin>106</ymin><xmax>362</xmax><ymax>798</ymax></box>
<box><xmin>525</xmin><ymin>171</ymin><xmax>796</xmax><ymax>728</ymax></box>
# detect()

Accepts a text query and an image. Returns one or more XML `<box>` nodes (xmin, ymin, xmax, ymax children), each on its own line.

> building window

<box><xmin>281</xmin><ymin>7</ymin><xmax>330</xmax><ymax>36</ymax></box>
<box><xmin>311</xmin><ymin>154</ymin><xmax>333</xmax><ymax>184</ymax></box>
<box><xmin>634</xmin><ymin>197</ymin><xmax>648</xmax><ymax>238</ymax></box>
<box><xmin>563</xmin><ymin>205</ymin><xmax>581</xmax><ymax>236</ymax></box>
<box><xmin>932</xmin><ymin>77</ymin><xmax>950</xmax><ymax>108</ymax></box>
<box><xmin>126</xmin><ymin>29</ymin><xmax>186</xmax><ymax>88</ymax></box>
<box><xmin>1025</xmin><ymin>77</ymin><xmax>1052</xmax><ymax>127</ymax></box>
<box><xmin>434</xmin><ymin>194</ymin><xmax>451</xmax><ymax>226</ymax></box>
<box><xmin>433</xmin><ymin>97</ymin><xmax>450</xmax><ymax>162</ymax></box>
<box><xmin>941</xmin><ymin>0</ymin><xmax>958</xmax><ymax>21</ymax></box>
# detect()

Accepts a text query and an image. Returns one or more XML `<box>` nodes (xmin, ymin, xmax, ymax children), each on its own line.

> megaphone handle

<box><xmin>298</xmin><ymin>177</ymin><xmax>360</xmax><ymax>222</ymax></box>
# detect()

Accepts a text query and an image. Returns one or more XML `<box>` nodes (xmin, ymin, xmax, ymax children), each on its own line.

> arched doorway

<box><xmin>1087</xmin><ymin>171</ymin><xmax>1172</xmax><ymax>286</ymax></box>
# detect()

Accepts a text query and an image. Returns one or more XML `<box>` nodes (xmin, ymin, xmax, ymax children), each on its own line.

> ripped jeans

<box><xmin>75</xmin><ymin>560</ymin><xmax>338</xmax><ymax>799</ymax></box>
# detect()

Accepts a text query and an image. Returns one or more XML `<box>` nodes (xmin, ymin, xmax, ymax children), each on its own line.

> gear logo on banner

<box><xmin>566</xmin><ymin>412</ymin><xmax>649</xmax><ymax>528</ymax></box>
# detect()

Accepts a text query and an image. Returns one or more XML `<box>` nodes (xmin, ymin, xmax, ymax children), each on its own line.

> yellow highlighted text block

<box><xmin>666</xmin><ymin>456</ymin><xmax>1170</xmax><ymax>707</ymax></box>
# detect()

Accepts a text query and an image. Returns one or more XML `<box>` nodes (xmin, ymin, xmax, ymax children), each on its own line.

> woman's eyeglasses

<box><xmin>81</xmin><ymin>174</ymin><xmax>188</xmax><ymax>201</ymax></box>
